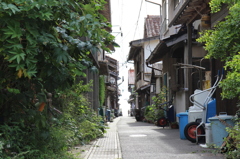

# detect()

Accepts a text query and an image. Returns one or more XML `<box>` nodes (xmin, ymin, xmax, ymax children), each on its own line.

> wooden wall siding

<box><xmin>215</xmin><ymin>88</ymin><xmax>238</xmax><ymax>115</ymax></box>
<box><xmin>212</xmin><ymin>60</ymin><xmax>238</xmax><ymax>115</ymax></box>
<box><xmin>85</xmin><ymin>70</ymin><xmax>99</xmax><ymax>112</ymax></box>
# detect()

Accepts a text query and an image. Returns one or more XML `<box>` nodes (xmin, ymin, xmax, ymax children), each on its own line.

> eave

<box><xmin>169</xmin><ymin>0</ymin><xmax>210</xmax><ymax>27</ymax></box>
<box><xmin>146</xmin><ymin>41</ymin><xmax>170</xmax><ymax>64</ymax></box>
<box><xmin>127</xmin><ymin>46</ymin><xmax>142</xmax><ymax>61</ymax></box>
<box><xmin>146</xmin><ymin>30</ymin><xmax>198</xmax><ymax>64</ymax></box>
<box><xmin>127</xmin><ymin>36</ymin><xmax>160</xmax><ymax>61</ymax></box>
<box><xmin>136</xmin><ymin>84</ymin><xmax>150</xmax><ymax>92</ymax></box>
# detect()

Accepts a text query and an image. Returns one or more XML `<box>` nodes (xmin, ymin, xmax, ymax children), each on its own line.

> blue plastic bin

<box><xmin>208</xmin><ymin>115</ymin><xmax>235</xmax><ymax>147</ymax></box>
<box><xmin>176</xmin><ymin>112</ymin><xmax>188</xmax><ymax>140</ymax></box>
<box><xmin>206</xmin><ymin>99</ymin><xmax>216</xmax><ymax>123</ymax></box>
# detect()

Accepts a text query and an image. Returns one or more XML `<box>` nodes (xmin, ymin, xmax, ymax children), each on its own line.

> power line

<box><xmin>133</xmin><ymin>0</ymin><xmax>144</xmax><ymax>40</ymax></box>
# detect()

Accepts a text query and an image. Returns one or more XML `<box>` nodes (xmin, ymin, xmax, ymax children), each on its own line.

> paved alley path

<box><xmin>118</xmin><ymin>116</ymin><xmax>225</xmax><ymax>159</ymax></box>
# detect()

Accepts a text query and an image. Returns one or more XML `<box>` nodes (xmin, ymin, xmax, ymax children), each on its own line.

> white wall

<box><xmin>175</xmin><ymin>91</ymin><xmax>186</xmax><ymax>122</ymax></box>
<box><xmin>156</xmin><ymin>78</ymin><xmax>161</xmax><ymax>94</ymax></box>
<box><xmin>143</xmin><ymin>38</ymin><xmax>159</xmax><ymax>73</ymax></box>
<box><xmin>161</xmin><ymin>0</ymin><xmax>182</xmax><ymax>40</ymax></box>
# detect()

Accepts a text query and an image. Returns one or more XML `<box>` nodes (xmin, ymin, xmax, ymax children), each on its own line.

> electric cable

<box><xmin>133</xmin><ymin>0</ymin><xmax>144</xmax><ymax>40</ymax></box>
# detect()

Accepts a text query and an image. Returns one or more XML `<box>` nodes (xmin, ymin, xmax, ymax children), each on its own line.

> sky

<box><xmin>108</xmin><ymin>0</ymin><xmax>161</xmax><ymax>115</ymax></box>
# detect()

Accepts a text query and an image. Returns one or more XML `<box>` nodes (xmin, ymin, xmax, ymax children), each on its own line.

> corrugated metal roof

<box><xmin>144</xmin><ymin>15</ymin><xmax>161</xmax><ymax>38</ymax></box>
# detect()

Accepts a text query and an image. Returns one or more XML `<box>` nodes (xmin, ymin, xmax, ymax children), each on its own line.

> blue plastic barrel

<box><xmin>176</xmin><ymin>112</ymin><xmax>188</xmax><ymax>139</ymax></box>
<box><xmin>208</xmin><ymin>115</ymin><xmax>235</xmax><ymax>147</ymax></box>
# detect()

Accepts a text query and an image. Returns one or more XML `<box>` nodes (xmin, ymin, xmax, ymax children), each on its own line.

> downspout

<box><xmin>146</xmin><ymin>62</ymin><xmax>163</xmax><ymax>107</ymax></box>
<box><xmin>144</xmin><ymin>62</ymin><xmax>162</xmax><ymax>82</ymax></box>
<box><xmin>143</xmin><ymin>63</ymin><xmax>150</xmax><ymax>82</ymax></box>
<box><xmin>146</xmin><ymin>62</ymin><xmax>162</xmax><ymax>72</ymax></box>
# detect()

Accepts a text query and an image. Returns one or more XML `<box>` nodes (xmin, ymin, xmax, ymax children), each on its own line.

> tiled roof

<box><xmin>144</xmin><ymin>15</ymin><xmax>161</xmax><ymax>38</ymax></box>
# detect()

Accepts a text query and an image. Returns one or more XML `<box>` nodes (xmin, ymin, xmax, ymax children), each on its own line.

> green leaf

<box><xmin>2</xmin><ymin>21</ymin><xmax>22</xmax><ymax>39</ymax></box>
<box><xmin>53</xmin><ymin>47</ymin><xmax>69</xmax><ymax>63</ymax></box>
<box><xmin>7</xmin><ymin>88</ymin><xmax>20</xmax><ymax>94</ymax></box>
<box><xmin>8</xmin><ymin>50</ymin><xmax>26</xmax><ymax>64</ymax></box>
<box><xmin>24</xmin><ymin>70</ymin><xmax>36</xmax><ymax>78</ymax></box>
<box><xmin>77</xmin><ymin>41</ymin><xmax>86</xmax><ymax>50</ymax></box>
<box><xmin>25</xmin><ymin>22</ymin><xmax>40</xmax><ymax>38</ymax></box>
<box><xmin>37</xmin><ymin>92</ymin><xmax>47</xmax><ymax>103</ymax></box>
<box><xmin>8</xmin><ymin>4</ymin><xmax>20</xmax><ymax>14</ymax></box>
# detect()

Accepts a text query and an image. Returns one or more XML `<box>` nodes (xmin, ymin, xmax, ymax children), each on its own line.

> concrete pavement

<box><xmin>76</xmin><ymin>116</ymin><xmax>225</xmax><ymax>159</ymax></box>
<box><xmin>118</xmin><ymin>117</ymin><xmax>225</xmax><ymax>159</ymax></box>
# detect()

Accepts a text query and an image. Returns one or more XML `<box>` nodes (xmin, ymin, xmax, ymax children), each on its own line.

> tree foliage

<box><xmin>197</xmin><ymin>1</ymin><xmax>240</xmax><ymax>158</ymax></box>
<box><xmin>197</xmin><ymin>0</ymin><xmax>240</xmax><ymax>99</ymax></box>
<box><xmin>0</xmin><ymin>0</ymin><xmax>116</xmax><ymax>112</ymax></box>
<box><xmin>0</xmin><ymin>0</ymin><xmax>115</xmax><ymax>158</ymax></box>
<box><xmin>0</xmin><ymin>0</ymin><xmax>116</xmax><ymax>92</ymax></box>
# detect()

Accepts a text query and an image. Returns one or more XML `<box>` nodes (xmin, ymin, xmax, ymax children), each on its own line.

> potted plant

<box><xmin>170</xmin><ymin>122</ymin><xmax>179</xmax><ymax>129</ymax></box>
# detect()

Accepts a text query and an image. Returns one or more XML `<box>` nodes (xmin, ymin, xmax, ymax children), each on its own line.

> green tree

<box><xmin>197</xmin><ymin>1</ymin><xmax>240</xmax><ymax>157</ymax></box>
<box><xmin>197</xmin><ymin>0</ymin><xmax>240</xmax><ymax>99</ymax></box>
<box><xmin>0</xmin><ymin>0</ymin><xmax>117</xmax><ymax>115</ymax></box>
<box><xmin>0</xmin><ymin>0</ymin><xmax>116</xmax><ymax>158</ymax></box>
<box><xmin>0</xmin><ymin>0</ymin><xmax>116</xmax><ymax>93</ymax></box>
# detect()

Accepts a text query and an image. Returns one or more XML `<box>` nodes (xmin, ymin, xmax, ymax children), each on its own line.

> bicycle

<box><xmin>156</xmin><ymin>98</ymin><xmax>174</xmax><ymax>128</ymax></box>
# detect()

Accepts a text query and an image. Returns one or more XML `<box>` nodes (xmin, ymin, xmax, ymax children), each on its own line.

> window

<box><xmin>176</xmin><ymin>58</ymin><xmax>184</xmax><ymax>88</ymax></box>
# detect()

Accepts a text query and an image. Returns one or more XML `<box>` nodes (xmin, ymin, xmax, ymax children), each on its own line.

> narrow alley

<box><xmin>78</xmin><ymin>116</ymin><xmax>225</xmax><ymax>159</ymax></box>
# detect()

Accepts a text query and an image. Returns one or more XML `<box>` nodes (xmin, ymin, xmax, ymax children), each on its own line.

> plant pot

<box><xmin>171</xmin><ymin>123</ymin><xmax>179</xmax><ymax>129</ymax></box>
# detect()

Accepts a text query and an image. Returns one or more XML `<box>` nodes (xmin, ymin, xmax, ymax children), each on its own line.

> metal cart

<box><xmin>184</xmin><ymin>69</ymin><xmax>224</xmax><ymax>143</ymax></box>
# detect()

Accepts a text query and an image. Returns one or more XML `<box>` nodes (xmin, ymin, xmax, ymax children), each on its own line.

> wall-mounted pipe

<box><xmin>146</xmin><ymin>62</ymin><xmax>163</xmax><ymax>72</ymax></box>
<box><xmin>143</xmin><ymin>62</ymin><xmax>163</xmax><ymax>83</ymax></box>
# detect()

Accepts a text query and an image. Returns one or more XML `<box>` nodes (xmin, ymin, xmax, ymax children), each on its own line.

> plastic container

<box><xmin>188</xmin><ymin>105</ymin><xmax>203</xmax><ymax>122</ymax></box>
<box><xmin>176</xmin><ymin>112</ymin><xmax>188</xmax><ymax>140</ymax></box>
<box><xmin>208</xmin><ymin>115</ymin><xmax>235</xmax><ymax>147</ymax></box>
<box><xmin>188</xmin><ymin>98</ymin><xmax>216</xmax><ymax>123</ymax></box>
<box><xmin>205</xmin><ymin>123</ymin><xmax>213</xmax><ymax>145</ymax></box>
<box><xmin>193</xmin><ymin>89</ymin><xmax>210</xmax><ymax>107</ymax></box>
<box><xmin>206</xmin><ymin>99</ymin><xmax>216</xmax><ymax>123</ymax></box>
